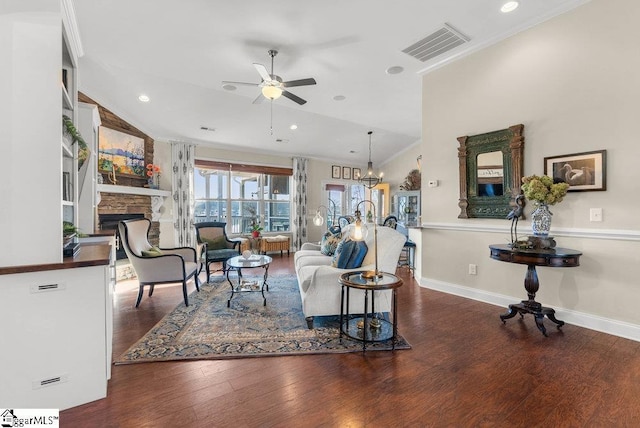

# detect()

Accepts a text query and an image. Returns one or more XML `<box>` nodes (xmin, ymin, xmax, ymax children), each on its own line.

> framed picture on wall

<box><xmin>98</xmin><ymin>126</ymin><xmax>146</xmax><ymax>177</ymax></box>
<box><xmin>342</xmin><ymin>167</ymin><xmax>351</xmax><ymax>180</ymax></box>
<box><xmin>352</xmin><ymin>168</ymin><xmax>361</xmax><ymax>180</ymax></box>
<box><xmin>544</xmin><ymin>150</ymin><xmax>606</xmax><ymax>191</ymax></box>
<box><xmin>331</xmin><ymin>165</ymin><xmax>341</xmax><ymax>179</ymax></box>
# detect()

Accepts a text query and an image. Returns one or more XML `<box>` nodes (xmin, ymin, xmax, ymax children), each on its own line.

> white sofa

<box><xmin>295</xmin><ymin>225</ymin><xmax>406</xmax><ymax>328</ymax></box>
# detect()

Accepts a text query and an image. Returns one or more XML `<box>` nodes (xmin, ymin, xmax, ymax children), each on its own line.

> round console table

<box><xmin>489</xmin><ymin>244</ymin><xmax>582</xmax><ymax>336</ymax></box>
<box><xmin>338</xmin><ymin>271</ymin><xmax>403</xmax><ymax>351</ymax></box>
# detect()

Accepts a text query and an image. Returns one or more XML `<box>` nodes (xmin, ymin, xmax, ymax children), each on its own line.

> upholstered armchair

<box><xmin>118</xmin><ymin>218</ymin><xmax>200</xmax><ymax>307</ymax></box>
<box><xmin>194</xmin><ymin>222</ymin><xmax>240</xmax><ymax>281</ymax></box>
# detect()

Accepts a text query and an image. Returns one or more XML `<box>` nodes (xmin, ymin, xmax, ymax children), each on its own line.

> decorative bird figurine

<box><xmin>506</xmin><ymin>194</ymin><xmax>526</xmax><ymax>245</ymax></box>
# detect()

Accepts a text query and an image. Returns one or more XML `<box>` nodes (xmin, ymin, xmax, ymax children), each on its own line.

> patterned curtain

<box><xmin>171</xmin><ymin>142</ymin><xmax>196</xmax><ymax>247</ymax></box>
<box><xmin>292</xmin><ymin>157</ymin><xmax>308</xmax><ymax>250</ymax></box>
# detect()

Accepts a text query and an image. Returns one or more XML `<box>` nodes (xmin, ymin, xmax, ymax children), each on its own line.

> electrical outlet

<box><xmin>590</xmin><ymin>208</ymin><xmax>603</xmax><ymax>222</ymax></box>
<box><xmin>427</xmin><ymin>180</ymin><xmax>439</xmax><ymax>188</ymax></box>
<box><xmin>468</xmin><ymin>264</ymin><xmax>477</xmax><ymax>275</ymax></box>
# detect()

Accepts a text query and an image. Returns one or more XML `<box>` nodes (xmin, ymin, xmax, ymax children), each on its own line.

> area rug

<box><xmin>115</xmin><ymin>275</ymin><xmax>410</xmax><ymax>364</ymax></box>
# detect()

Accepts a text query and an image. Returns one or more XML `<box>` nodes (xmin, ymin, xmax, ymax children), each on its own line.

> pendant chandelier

<box><xmin>358</xmin><ymin>131</ymin><xmax>383</xmax><ymax>189</ymax></box>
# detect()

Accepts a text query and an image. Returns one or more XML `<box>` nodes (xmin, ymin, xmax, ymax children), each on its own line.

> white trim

<box><xmin>421</xmin><ymin>222</ymin><xmax>640</xmax><ymax>242</ymax></box>
<box><xmin>97</xmin><ymin>184</ymin><xmax>170</xmax><ymax>197</ymax></box>
<box><xmin>379</xmin><ymin>138</ymin><xmax>422</xmax><ymax>169</ymax></box>
<box><xmin>61</xmin><ymin>0</ymin><xmax>84</xmax><ymax>61</ymax></box>
<box><xmin>419</xmin><ymin>277</ymin><xmax>640</xmax><ymax>342</ymax></box>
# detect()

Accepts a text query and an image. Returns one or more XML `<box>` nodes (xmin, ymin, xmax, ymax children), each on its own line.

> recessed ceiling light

<box><xmin>386</xmin><ymin>66</ymin><xmax>404</xmax><ymax>75</ymax></box>
<box><xmin>138</xmin><ymin>94</ymin><xmax>150</xmax><ymax>102</ymax></box>
<box><xmin>222</xmin><ymin>84</ymin><xmax>237</xmax><ymax>91</ymax></box>
<box><xmin>501</xmin><ymin>1</ymin><xmax>519</xmax><ymax>13</ymax></box>
<box><xmin>290</xmin><ymin>124</ymin><xmax>298</xmax><ymax>130</ymax></box>
<box><xmin>333</xmin><ymin>95</ymin><xmax>346</xmax><ymax>101</ymax></box>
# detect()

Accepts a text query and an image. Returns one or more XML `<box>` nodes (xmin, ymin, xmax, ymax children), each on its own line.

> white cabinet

<box><xmin>392</xmin><ymin>191</ymin><xmax>421</xmax><ymax>226</ymax></box>
<box><xmin>0</xmin><ymin>244</ymin><xmax>114</xmax><ymax>410</ymax></box>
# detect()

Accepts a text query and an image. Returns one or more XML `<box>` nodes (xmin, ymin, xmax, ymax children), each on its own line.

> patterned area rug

<box><xmin>115</xmin><ymin>275</ymin><xmax>410</xmax><ymax>364</ymax></box>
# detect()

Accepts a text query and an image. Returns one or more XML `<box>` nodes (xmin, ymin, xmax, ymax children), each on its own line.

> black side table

<box><xmin>489</xmin><ymin>244</ymin><xmax>582</xmax><ymax>336</ymax></box>
<box><xmin>338</xmin><ymin>271</ymin><xmax>403</xmax><ymax>351</ymax></box>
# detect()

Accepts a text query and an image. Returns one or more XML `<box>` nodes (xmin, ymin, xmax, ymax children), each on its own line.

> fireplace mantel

<box><xmin>97</xmin><ymin>184</ymin><xmax>170</xmax><ymax>221</ymax></box>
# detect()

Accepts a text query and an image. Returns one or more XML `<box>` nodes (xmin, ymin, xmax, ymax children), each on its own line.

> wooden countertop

<box><xmin>0</xmin><ymin>242</ymin><xmax>112</xmax><ymax>275</ymax></box>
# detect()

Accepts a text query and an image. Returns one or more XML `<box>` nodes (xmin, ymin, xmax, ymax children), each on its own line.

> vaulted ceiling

<box><xmin>74</xmin><ymin>0</ymin><xmax>589</xmax><ymax>165</ymax></box>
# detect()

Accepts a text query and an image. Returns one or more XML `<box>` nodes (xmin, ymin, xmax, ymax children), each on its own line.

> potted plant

<box><xmin>250</xmin><ymin>223</ymin><xmax>263</xmax><ymax>238</ymax></box>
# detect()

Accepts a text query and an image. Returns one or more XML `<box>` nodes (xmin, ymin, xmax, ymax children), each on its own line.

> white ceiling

<box><xmin>73</xmin><ymin>0</ymin><xmax>588</xmax><ymax>166</ymax></box>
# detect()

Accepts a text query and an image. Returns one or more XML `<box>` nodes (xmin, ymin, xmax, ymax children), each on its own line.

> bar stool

<box><xmin>399</xmin><ymin>239</ymin><xmax>416</xmax><ymax>277</ymax></box>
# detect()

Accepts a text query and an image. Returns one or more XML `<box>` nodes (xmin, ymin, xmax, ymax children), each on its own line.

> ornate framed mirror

<box><xmin>457</xmin><ymin>124</ymin><xmax>524</xmax><ymax>218</ymax></box>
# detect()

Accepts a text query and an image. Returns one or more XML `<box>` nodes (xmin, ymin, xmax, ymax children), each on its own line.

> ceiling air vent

<box><xmin>402</xmin><ymin>23</ymin><xmax>470</xmax><ymax>62</ymax></box>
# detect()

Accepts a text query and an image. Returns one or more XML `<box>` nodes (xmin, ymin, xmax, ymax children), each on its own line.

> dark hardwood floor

<box><xmin>61</xmin><ymin>255</ymin><xmax>640</xmax><ymax>427</ymax></box>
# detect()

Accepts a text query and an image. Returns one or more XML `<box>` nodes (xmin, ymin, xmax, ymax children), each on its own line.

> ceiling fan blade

<box><xmin>252</xmin><ymin>92</ymin><xmax>265</xmax><ymax>104</ymax></box>
<box><xmin>222</xmin><ymin>80</ymin><xmax>260</xmax><ymax>87</ymax></box>
<box><xmin>283</xmin><ymin>78</ymin><xmax>317</xmax><ymax>88</ymax></box>
<box><xmin>282</xmin><ymin>90</ymin><xmax>307</xmax><ymax>105</ymax></box>
<box><xmin>253</xmin><ymin>63</ymin><xmax>272</xmax><ymax>82</ymax></box>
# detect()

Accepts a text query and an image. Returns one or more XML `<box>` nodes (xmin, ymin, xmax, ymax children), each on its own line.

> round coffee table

<box><xmin>226</xmin><ymin>254</ymin><xmax>272</xmax><ymax>307</ymax></box>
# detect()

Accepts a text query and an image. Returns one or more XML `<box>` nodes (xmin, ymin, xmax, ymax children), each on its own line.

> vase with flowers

<box><xmin>146</xmin><ymin>163</ymin><xmax>161</xmax><ymax>189</ymax></box>
<box><xmin>521</xmin><ymin>174</ymin><xmax>570</xmax><ymax>236</ymax></box>
<box><xmin>250</xmin><ymin>223</ymin><xmax>263</xmax><ymax>238</ymax></box>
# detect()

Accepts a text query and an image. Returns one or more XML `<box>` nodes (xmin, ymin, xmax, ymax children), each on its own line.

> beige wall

<box><xmin>419</xmin><ymin>0</ymin><xmax>640</xmax><ymax>335</ymax></box>
<box><xmin>380</xmin><ymin>142</ymin><xmax>422</xmax><ymax>195</ymax></box>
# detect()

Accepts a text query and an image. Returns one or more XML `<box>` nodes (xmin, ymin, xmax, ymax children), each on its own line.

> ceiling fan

<box><xmin>223</xmin><ymin>49</ymin><xmax>317</xmax><ymax>105</ymax></box>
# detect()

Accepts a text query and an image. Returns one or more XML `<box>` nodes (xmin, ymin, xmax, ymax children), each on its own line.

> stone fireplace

<box><xmin>98</xmin><ymin>212</ymin><xmax>145</xmax><ymax>259</ymax></box>
<box><xmin>96</xmin><ymin>184</ymin><xmax>171</xmax><ymax>260</ymax></box>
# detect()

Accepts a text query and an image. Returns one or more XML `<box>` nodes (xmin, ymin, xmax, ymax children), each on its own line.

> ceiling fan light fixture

<box><xmin>262</xmin><ymin>85</ymin><xmax>283</xmax><ymax>100</ymax></box>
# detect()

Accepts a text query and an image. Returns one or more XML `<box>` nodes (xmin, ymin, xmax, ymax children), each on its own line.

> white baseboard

<box><xmin>419</xmin><ymin>277</ymin><xmax>640</xmax><ymax>342</ymax></box>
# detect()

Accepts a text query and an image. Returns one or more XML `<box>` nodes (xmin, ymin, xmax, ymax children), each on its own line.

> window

<box><xmin>321</xmin><ymin>182</ymin><xmax>366</xmax><ymax>226</ymax></box>
<box><xmin>194</xmin><ymin>161</ymin><xmax>292</xmax><ymax>235</ymax></box>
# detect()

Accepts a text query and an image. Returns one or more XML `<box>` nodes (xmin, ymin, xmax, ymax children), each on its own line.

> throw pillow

<box><xmin>332</xmin><ymin>239</ymin><xmax>368</xmax><ymax>269</ymax></box>
<box><xmin>331</xmin><ymin>239</ymin><xmax>346</xmax><ymax>266</ymax></box>
<box><xmin>202</xmin><ymin>236</ymin><xmax>227</xmax><ymax>250</ymax></box>
<box><xmin>320</xmin><ymin>230</ymin><xmax>342</xmax><ymax>256</ymax></box>
<box><xmin>141</xmin><ymin>246</ymin><xmax>163</xmax><ymax>257</ymax></box>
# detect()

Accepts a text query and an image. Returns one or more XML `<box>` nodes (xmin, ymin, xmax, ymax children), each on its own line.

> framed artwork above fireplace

<box><xmin>98</xmin><ymin>126</ymin><xmax>146</xmax><ymax>177</ymax></box>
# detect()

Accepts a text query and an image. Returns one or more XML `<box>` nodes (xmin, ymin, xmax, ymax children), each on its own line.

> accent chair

<box><xmin>118</xmin><ymin>218</ymin><xmax>200</xmax><ymax>307</ymax></box>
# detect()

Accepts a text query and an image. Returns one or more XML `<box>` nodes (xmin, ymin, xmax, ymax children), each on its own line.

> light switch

<box><xmin>427</xmin><ymin>180</ymin><xmax>439</xmax><ymax>188</ymax></box>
